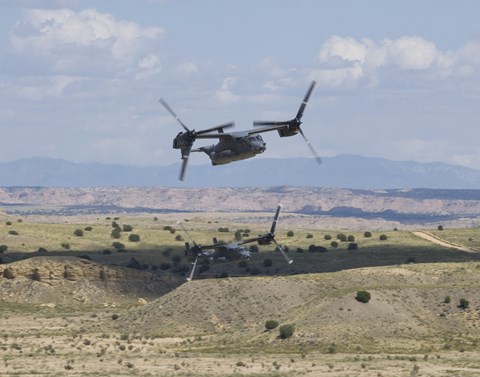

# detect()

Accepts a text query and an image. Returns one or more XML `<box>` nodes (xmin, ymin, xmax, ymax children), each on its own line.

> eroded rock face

<box><xmin>0</xmin><ymin>256</ymin><xmax>178</xmax><ymax>304</ymax></box>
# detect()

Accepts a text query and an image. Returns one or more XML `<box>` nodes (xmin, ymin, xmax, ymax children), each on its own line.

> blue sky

<box><xmin>1</xmin><ymin>0</ymin><xmax>480</xmax><ymax>170</ymax></box>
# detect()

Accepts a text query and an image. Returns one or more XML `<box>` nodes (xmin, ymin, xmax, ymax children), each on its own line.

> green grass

<box><xmin>2</xmin><ymin>215</ymin><xmax>480</xmax><ymax>281</ymax></box>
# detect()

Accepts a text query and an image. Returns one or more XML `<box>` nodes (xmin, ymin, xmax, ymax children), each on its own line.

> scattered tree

<box><xmin>129</xmin><ymin>234</ymin><xmax>141</xmax><ymax>242</ymax></box>
<box><xmin>111</xmin><ymin>228</ymin><xmax>121</xmax><ymax>239</ymax></box>
<box><xmin>123</xmin><ymin>224</ymin><xmax>133</xmax><ymax>232</ymax></box>
<box><xmin>279</xmin><ymin>324</ymin><xmax>295</xmax><ymax>339</ymax></box>
<box><xmin>347</xmin><ymin>242</ymin><xmax>358</xmax><ymax>250</ymax></box>
<box><xmin>355</xmin><ymin>290</ymin><xmax>371</xmax><ymax>303</ymax></box>
<box><xmin>459</xmin><ymin>298</ymin><xmax>469</xmax><ymax>310</ymax></box>
<box><xmin>265</xmin><ymin>320</ymin><xmax>279</xmax><ymax>330</ymax></box>
<box><xmin>263</xmin><ymin>258</ymin><xmax>273</xmax><ymax>267</ymax></box>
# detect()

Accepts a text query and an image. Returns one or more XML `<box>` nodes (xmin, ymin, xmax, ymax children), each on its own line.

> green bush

<box><xmin>379</xmin><ymin>234</ymin><xmax>388</xmax><ymax>241</ymax></box>
<box><xmin>459</xmin><ymin>298</ymin><xmax>469</xmax><ymax>310</ymax></box>
<box><xmin>128</xmin><ymin>234</ymin><xmax>141</xmax><ymax>242</ymax></box>
<box><xmin>438</xmin><ymin>225</ymin><xmax>444</xmax><ymax>231</ymax></box>
<box><xmin>330</xmin><ymin>241</ymin><xmax>338</xmax><ymax>248</ymax></box>
<box><xmin>263</xmin><ymin>258</ymin><xmax>273</xmax><ymax>267</ymax></box>
<box><xmin>112</xmin><ymin>242</ymin><xmax>125</xmax><ymax>250</ymax></box>
<box><xmin>123</xmin><ymin>224</ymin><xmax>133</xmax><ymax>232</ymax></box>
<box><xmin>347</xmin><ymin>242</ymin><xmax>358</xmax><ymax>250</ymax></box>
<box><xmin>306</xmin><ymin>234</ymin><xmax>313</xmax><ymax>239</ymax></box>
<box><xmin>355</xmin><ymin>290</ymin><xmax>371</xmax><ymax>303</ymax></box>
<box><xmin>287</xmin><ymin>230</ymin><xmax>295</xmax><ymax>237</ymax></box>
<box><xmin>347</xmin><ymin>235</ymin><xmax>355</xmax><ymax>242</ymax></box>
<box><xmin>265</xmin><ymin>320</ymin><xmax>279</xmax><ymax>330</ymax></box>
<box><xmin>111</xmin><ymin>228</ymin><xmax>121</xmax><ymax>239</ymax></box>
<box><xmin>324</xmin><ymin>234</ymin><xmax>332</xmax><ymax>240</ymax></box>
<box><xmin>73</xmin><ymin>229</ymin><xmax>84</xmax><ymax>237</ymax></box>
<box><xmin>279</xmin><ymin>324</ymin><xmax>295</xmax><ymax>339</ymax></box>
<box><xmin>363</xmin><ymin>231</ymin><xmax>372</xmax><ymax>238</ymax></box>
<box><xmin>336</xmin><ymin>233</ymin><xmax>347</xmax><ymax>242</ymax></box>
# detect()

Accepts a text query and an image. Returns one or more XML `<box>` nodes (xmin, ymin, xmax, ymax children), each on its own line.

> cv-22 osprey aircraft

<box><xmin>160</xmin><ymin>81</ymin><xmax>321</xmax><ymax>181</ymax></box>
<box><xmin>177</xmin><ymin>204</ymin><xmax>291</xmax><ymax>281</ymax></box>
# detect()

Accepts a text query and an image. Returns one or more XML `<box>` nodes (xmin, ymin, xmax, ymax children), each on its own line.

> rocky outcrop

<box><xmin>0</xmin><ymin>256</ymin><xmax>178</xmax><ymax>304</ymax></box>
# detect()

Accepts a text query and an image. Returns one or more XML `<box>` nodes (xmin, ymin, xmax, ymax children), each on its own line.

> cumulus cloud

<box><xmin>9</xmin><ymin>8</ymin><xmax>164</xmax><ymax>75</ymax></box>
<box><xmin>313</xmin><ymin>35</ymin><xmax>469</xmax><ymax>89</ymax></box>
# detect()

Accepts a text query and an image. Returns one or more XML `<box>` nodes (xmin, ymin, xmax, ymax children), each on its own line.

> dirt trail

<box><xmin>413</xmin><ymin>231</ymin><xmax>478</xmax><ymax>253</ymax></box>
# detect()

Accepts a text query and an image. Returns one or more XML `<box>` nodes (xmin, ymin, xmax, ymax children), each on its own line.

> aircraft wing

<box><xmin>195</xmin><ymin>125</ymin><xmax>285</xmax><ymax>139</ymax></box>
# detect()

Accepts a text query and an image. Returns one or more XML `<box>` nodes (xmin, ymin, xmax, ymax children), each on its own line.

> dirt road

<box><xmin>413</xmin><ymin>231</ymin><xmax>477</xmax><ymax>253</ymax></box>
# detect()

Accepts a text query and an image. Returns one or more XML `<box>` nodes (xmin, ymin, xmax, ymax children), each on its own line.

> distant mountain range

<box><xmin>1</xmin><ymin>155</ymin><xmax>480</xmax><ymax>189</ymax></box>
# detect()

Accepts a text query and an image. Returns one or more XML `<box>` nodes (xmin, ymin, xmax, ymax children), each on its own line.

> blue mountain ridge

<box><xmin>1</xmin><ymin>154</ymin><xmax>479</xmax><ymax>189</ymax></box>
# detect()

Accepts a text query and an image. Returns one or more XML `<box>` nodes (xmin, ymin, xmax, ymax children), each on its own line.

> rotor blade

<box><xmin>176</xmin><ymin>220</ymin><xmax>198</xmax><ymax>247</ymax></box>
<box><xmin>270</xmin><ymin>203</ymin><xmax>283</xmax><ymax>235</ymax></box>
<box><xmin>253</xmin><ymin>120</ymin><xmax>290</xmax><ymax>127</ymax></box>
<box><xmin>196</xmin><ymin>122</ymin><xmax>235</xmax><ymax>135</ymax></box>
<box><xmin>295</xmin><ymin>80</ymin><xmax>317</xmax><ymax>121</ymax></box>
<box><xmin>186</xmin><ymin>255</ymin><xmax>199</xmax><ymax>281</ymax></box>
<box><xmin>273</xmin><ymin>239</ymin><xmax>293</xmax><ymax>265</ymax></box>
<box><xmin>159</xmin><ymin>98</ymin><xmax>190</xmax><ymax>132</ymax></box>
<box><xmin>298</xmin><ymin>128</ymin><xmax>322</xmax><ymax>165</ymax></box>
<box><xmin>178</xmin><ymin>145</ymin><xmax>192</xmax><ymax>181</ymax></box>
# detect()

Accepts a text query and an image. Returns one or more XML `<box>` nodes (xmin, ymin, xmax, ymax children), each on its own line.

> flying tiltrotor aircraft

<box><xmin>160</xmin><ymin>81</ymin><xmax>321</xmax><ymax>181</ymax></box>
<box><xmin>177</xmin><ymin>204</ymin><xmax>291</xmax><ymax>281</ymax></box>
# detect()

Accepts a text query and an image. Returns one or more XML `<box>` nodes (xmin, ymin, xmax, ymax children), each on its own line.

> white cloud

<box><xmin>9</xmin><ymin>8</ymin><xmax>164</xmax><ymax>73</ymax></box>
<box><xmin>314</xmin><ymin>35</ymin><xmax>457</xmax><ymax>89</ymax></box>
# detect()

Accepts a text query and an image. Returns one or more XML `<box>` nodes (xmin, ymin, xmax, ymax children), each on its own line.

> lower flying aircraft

<box><xmin>178</xmin><ymin>204</ymin><xmax>291</xmax><ymax>281</ymax></box>
<box><xmin>160</xmin><ymin>80</ymin><xmax>321</xmax><ymax>181</ymax></box>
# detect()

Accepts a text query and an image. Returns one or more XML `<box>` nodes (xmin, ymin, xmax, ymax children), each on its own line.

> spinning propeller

<box><xmin>159</xmin><ymin>98</ymin><xmax>234</xmax><ymax>181</ymax></box>
<box><xmin>240</xmin><ymin>204</ymin><xmax>293</xmax><ymax>264</ymax></box>
<box><xmin>253</xmin><ymin>81</ymin><xmax>322</xmax><ymax>164</ymax></box>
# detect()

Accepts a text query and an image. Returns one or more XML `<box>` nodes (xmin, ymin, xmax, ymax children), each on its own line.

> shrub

<box><xmin>73</xmin><ymin>229</ymin><xmax>84</xmax><ymax>237</ymax></box>
<box><xmin>265</xmin><ymin>320</ymin><xmax>279</xmax><ymax>330</ymax></box>
<box><xmin>61</xmin><ymin>243</ymin><xmax>70</xmax><ymax>250</ymax></box>
<box><xmin>306</xmin><ymin>234</ymin><xmax>313</xmax><ymax>239</ymax></box>
<box><xmin>112</xmin><ymin>242</ymin><xmax>125</xmax><ymax>250</ymax></box>
<box><xmin>216</xmin><ymin>271</ymin><xmax>229</xmax><ymax>279</ymax></box>
<box><xmin>279</xmin><ymin>324</ymin><xmax>295</xmax><ymax>339</ymax></box>
<box><xmin>330</xmin><ymin>241</ymin><xmax>338</xmax><ymax>248</ymax></box>
<box><xmin>363</xmin><ymin>231</ymin><xmax>372</xmax><ymax>238</ymax></box>
<box><xmin>128</xmin><ymin>234</ymin><xmax>141</xmax><ymax>242</ymax></box>
<box><xmin>0</xmin><ymin>245</ymin><xmax>7</xmax><ymax>253</ymax></box>
<box><xmin>287</xmin><ymin>230</ymin><xmax>295</xmax><ymax>237</ymax></box>
<box><xmin>355</xmin><ymin>290</ymin><xmax>371</xmax><ymax>303</ymax></box>
<box><xmin>218</xmin><ymin>227</ymin><xmax>229</xmax><ymax>232</ymax></box>
<box><xmin>263</xmin><ymin>258</ymin><xmax>273</xmax><ymax>267</ymax></box>
<box><xmin>111</xmin><ymin>228</ymin><xmax>121</xmax><ymax>239</ymax></box>
<box><xmin>438</xmin><ymin>225</ymin><xmax>444</xmax><ymax>231</ymax></box>
<box><xmin>459</xmin><ymin>298</ymin><xmax>469</xmax><ymax>310</ymax></box>
<box><xmin>37</xmin><ymin>247</ymin><xmax>48</xmax><ymax>253</ymax></box>
<box><xmin>111</xmin><ymin>314</ymin><xmax>119</xmax><ymax>320</ymax></box>
<box><xmin>336</xmin><ymin>233</ymin><xmax>347</xmax><ymax>242</ymax></box>
<box><xmin>347</xmin><ymin>235</ymin><xmax>355</xmax><ymax>242</ymax></box>
<box><xmin>84</xmin><ymin>226</ymin><xmax>93</xmax><ymax>231</ymax></box>
<box><xmin>123</xmin><ymin>224</ymin><xmax>133</xmax><ymax>232</ymax></box>
<box><xmin>8</xmin><ymin>230</ymin><xmax>19</xmax><ymax>236</ymax></box>
<box><xmin>324</xmin><ymin>234</ymin><xmax>332</xmax><ymax>240</ymax></box>
<box><xmin>112</xmin><ymin>221</ymin><xmax>120</xmax><ymax>228</ymax></box>
<box><xmin>5</xmin><ymin>221</ymin><xmax>12</xmax><ymax>226</ymax></box>
<box><xmin>174</xmin><ymin>234</ymin><xmax>183</xmax><ymax>241</ymax></box>
<box><xmin>379</xmin><ymin>234</ymin><xmax>388</xmax><ymax>241</ymax></box>
<box><xmin>347</xmin><ymin>242</ymin><xmax>358</xmax><ymax>250</ymax></box>
<box><xmin>234</xmin><ymin>230</ymin><xmax>243</xmax><ymax>241</ymax></box>
<box><xmin>444</xmin><ymin>296</ymin><xmax>451</xmax><ymax>304</ymax></box>
<box><xmin>249</xmin><ymin>245</ymin><xmax>259</xmax><ymax>253</ymax></box>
